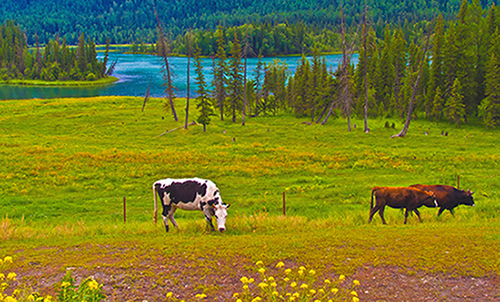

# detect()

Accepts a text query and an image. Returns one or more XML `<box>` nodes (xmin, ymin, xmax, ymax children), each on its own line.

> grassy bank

<box><xmin>0</xmin><ymin>76</ymin><xmax>118</xmax><ymax>87</ymax></box>
<box><xmin>0</xmin><ymin>96</ymin><xmax>499</xmax><ymax>299</ymax></box>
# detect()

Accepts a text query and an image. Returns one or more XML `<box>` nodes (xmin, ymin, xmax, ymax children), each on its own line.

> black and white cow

<box><xmin>153</xmin><ymin>178</ymin><xmax>229</xmax><ymax>232</ymax></box>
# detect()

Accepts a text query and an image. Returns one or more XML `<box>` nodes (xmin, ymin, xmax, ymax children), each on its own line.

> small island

<box><xmin>0</xmin><ymin>20</ymin><xmax>117</xmax><ymax>87</ymax></box>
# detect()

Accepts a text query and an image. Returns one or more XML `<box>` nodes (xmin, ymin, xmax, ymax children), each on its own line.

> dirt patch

<box><xmin>10</xmin><ymin>251</ymin><xmax>500</xmax><ymax>301</ymax></box>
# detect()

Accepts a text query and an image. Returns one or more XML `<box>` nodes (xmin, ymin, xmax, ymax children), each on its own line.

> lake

<box><xmin>0</xmin><ymin>52</ymin><xmax>357</xmax><ymax>100</ymax></box>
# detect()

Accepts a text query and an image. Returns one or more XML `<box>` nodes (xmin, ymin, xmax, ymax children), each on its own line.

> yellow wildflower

<box><xmin>309</xmin><ymin>269</ymin><xmax>316</xmax><ymax>275</ymax></box>
<box><xmin>271</xmin><ymin>282</ymin><xmax>277</xmax><ymax>287</ymax></box>
<box><xmin>251</xmin><ymin>297</ymin><xmax>262</xmax><ymax>302</ymax></box>
<box><xmin>61</xmin><ymin>282</ymin><xmax>71</xmax><ymax>288</ymax></box>
<box><xmin>331</xmin><ymin>288</ymin><xmax>339</xmax><ymax>294</ymax></box>
<box><xmin>352</xmin><ymin>297</ymin><xmax>360</xmax><ymax>302</ymax></box>
<box><xmin>195</xmin><ymin>293</ymin><xmax>207</xmax><ymax>299</ymax></box>
<box><xmin>4</xmin><ymin>256</ymin><xmax>13</xmax><ymax>264</ymax></box>
<box><xmin>258</xmin><ymin>268</ymin><xmax>266</xmax><ymax>274</ymax></box>
<box><xmin>324</xmin><ymin>279</ymin><xmax>331</xmax><ymax>284</ymax></box>
<box><xmin>272</xmin><ymin>291</ymin><xmax>279</xmax><ymax>296</ymax></box>
<box><xmin>276</xmin><ymin>262</ymin><xmax>285</xmax><ymax>268</ymax></box>
<box><xmin>299</xmin><ymin>266</ymin><xmax>306</xmax><ymax>271</ymax></box>
<box><xmin>353</xmin><ymin>280</ymin><xmax>360</xmax><ymax>286</ymax></box>
<box><xmin>300</xmin><ymin>283</ymin><xmax>308</xmax><ymax>289</ymax></box>
<box><xmin>309</xmin><ymin>289</ymin><xmax>316</xmax><ymax>295</ymax></box>
<box><xmin>268</xmin><ymin>276</ymin><xmax>275</xmax><ymax>282</ymax></box>
<box><xmin>289</xmin><ymin>297</ymin><xmax>295</xmax><ymax>302</ymax></box>
<box><xmin>240</xmin><ymin>277</ymin><xmax>249</xmax><ymax>284</ymax></box>
<box><xmin>243</xmin><ymin>285</ymin><xmax>249</xmax><ymax>290</ymax></box>
<box><xmin>290</xmin><ymin>282</ymin><xmax>297</xmax><ymax>288</ymax></box>
<box><xmin>284</xmin><ymin>269</ymin><xmax>292</xmax><ymax>274</ymax></box>
<box><xmin>258</xmin><ymin>282</ymin><xmax>268</xmax><ymax>289</ymax></box>
<box><xmin>232</xmin><ymin>293</ymin><xmax>239</xmax><ymax>298</ymax></box>
<box><xmin>249</xmin><ymin>278</ymin><xmax>255</xmax><ymax>283</ymax></box>
<box><xmin>284</xmin><ymin>277</ymin><xmax>290</xmax><ymax>282</ymax></box>
<box><xmin>7</xmin><ymin>272</ymin><xmax>16</xmax><ymax>281</ymax></box>
<box><xmin>0</xmin><ymin>273</ymin><xmax>5</xmax><ymax>280</ymax></box>
<box><xmin>87</xmin><ymin>279</ymin><xmax>99</xmax><ymax>290</ymax></box>
<box><xmin>339</xmin><ymin>275</ymin><xmax>345</xmax><ymax>281</ymax></box>
<box><xmin>256</xmin><ymin>261</ymin><xmax>264</xmax><ymax>267</ymax></box>
<box><xmin>166</xmin><ymin>292</ymin><xmax>173</xmax><ymax>298</ymax></box>
<box><xmin>318</xmin><ymin>289</ymin><xmax>325</xmax><ymax>294</ymax></box>
<box><xmin>351</xmin><ymin>290</ymin><xmax>358</xmax><ymax>296</ymax></box>
<box><xmin>5</xmin><ymin>296</ymin><xmax>17</xmax><ymax>302</ymax></box>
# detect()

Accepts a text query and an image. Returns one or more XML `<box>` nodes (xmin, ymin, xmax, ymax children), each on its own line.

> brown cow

<box><xmin>409</xmin><ymin>184</ymin><xmax>475</xmax><ymax>216</ymax></box>
<box><xmin>369</xmin><ymin>186</ymin><xmax>438</xmax><ymax>224</ymax></box>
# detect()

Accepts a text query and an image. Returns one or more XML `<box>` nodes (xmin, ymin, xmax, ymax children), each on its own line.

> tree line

<box><xmin>1</xmin><ymin>0</ymin><xmax>489</xmax><ymax>46</ymax></box>
<box><xmin>177</xmin><ymin>0</ymin><xmax>499</xmax><ymax>130</ymax></box>
<box><xmin>0</xmin><ymin>20</ymin><xmax>110</xmax><ymax>81</ymax></box>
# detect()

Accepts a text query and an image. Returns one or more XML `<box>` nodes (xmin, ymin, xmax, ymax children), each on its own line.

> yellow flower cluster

<box><xmin>1</xmin><ymin>256</ymin><xmax>54</xmax><ymax>302</ymax></box>
<box><xmin>232</xmin><ymin>261</ymin><xmax>362</xmax><ymax>302</ymax></box>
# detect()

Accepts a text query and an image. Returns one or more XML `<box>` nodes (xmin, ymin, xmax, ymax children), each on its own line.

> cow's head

<box><xmin>422</xmin><ymin>191</ymin><xmax>439</xmax><ymax>207</ymax></box>
<box><xmin>213</xmin><ymin>203</ymin><xmax>230</xmax><ymax>232</ymax></box>
<box><xmin>462</xmin><ymin>189</ymin><xmax>475</xmax><ymax>206</ymax></box>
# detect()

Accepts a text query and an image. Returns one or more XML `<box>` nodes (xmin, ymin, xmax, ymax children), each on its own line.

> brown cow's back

<box><xmin>369</xmin><ymin>186</ymin><xmax>437</xmax><ymax>224</ymax></box>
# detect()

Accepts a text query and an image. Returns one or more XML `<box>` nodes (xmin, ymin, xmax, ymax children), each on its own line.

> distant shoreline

<box><xmin>0</xmin><ymin>76</ymin><xmax>119</xmax><ymax>87</ymax></box>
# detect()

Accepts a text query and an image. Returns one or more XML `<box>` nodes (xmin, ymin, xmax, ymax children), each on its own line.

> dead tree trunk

<box><xmin>185</xmin><ymin>31</ymin><xmax>192</xmax><ymax>129</ymax></box>
<box><xmin>392</xmin><ymin>23</ymin><xmax>432</xmax><ymax>138</ymax></box>
<box><xmin>154</xmin><ymin>7</ymin><xmax>178</xmax><ymax>122</ymax></box>
<box><xmin>363</xmin><ymin>4</ymin><xmax>370</xmax><ymax>133</ymax></box>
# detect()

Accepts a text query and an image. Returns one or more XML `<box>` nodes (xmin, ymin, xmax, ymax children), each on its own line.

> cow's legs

<box><xmin>167</xmin><ymin>208</ymin><xmax>179</xmax><ymax>230</ymax></box>
<box><xmin>414</xmin><ymin>208</ymin><xmax>422</xmax><ymax>222</ymax></box>
<box><xmin>162</xmin><ymin>206</ymin><xmax>177</xmax><ymax>233</ymax></box>
<box><xmin>205</xmin><ymin>215</ymin><xmax>215</xmax><ymax>231</ymax></box>
<box><xmin>437</xmin><ymin>207</ymin><xmax>446</xmax><ymax>216</ymax></box>
<box><xmin>404</xmin><ymin>209</ymin><xmax>409</xmax><ymax>224</ymax></box>
<box><xmin>449</xmin><ymin>208</ymin><xmax>455</xmax><ymax>216</ymax></box>
<box><xmin>378</xmin><ymin>207</ymin><xmax>387</xmax><ymax>224</ymax></box>
<box><xmin>162</xmin><ymin>215</ymin><xmax>169</xmax><ymax>232</ymax></box>
<box><xmin>368</xmin><ymin>207</ymin><xmax>379</xmax><ymax>223</ymax></box>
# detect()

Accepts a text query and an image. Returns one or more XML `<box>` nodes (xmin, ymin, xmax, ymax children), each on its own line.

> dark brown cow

<box><xmin>369</xmin><ymin>186</ymin><xmax>438</xmax><ymax>224</ymax></box>
<box><xmin>410</xmin><ymin>184</ymin><xmax>475</xmax><ymax>216</ymax></box>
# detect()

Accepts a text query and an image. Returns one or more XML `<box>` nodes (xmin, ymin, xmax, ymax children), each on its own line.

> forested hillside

<box><xmin>0</xmin><ymin>0</ymin><xmax>485</xmax><ymax>45</ymax></box>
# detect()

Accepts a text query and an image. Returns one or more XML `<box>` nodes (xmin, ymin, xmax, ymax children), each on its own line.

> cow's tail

<box><xmin>153</xmin><ymin>183</ymin><xmax>158</xmax><ymax>224</ymax></box>
<box><xmin>371</xmin><ymin>187</ymin><xmax>378</xmax><ymax>209</ymax></box>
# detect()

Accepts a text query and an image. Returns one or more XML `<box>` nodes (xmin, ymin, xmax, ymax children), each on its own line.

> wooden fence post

<box><xmin>283</xmin><ymin>191</ymin><xmax>286</xmax><ymax>216</ymax></box>
<box><xmin>123</xmin><ymin>196</ymin><xmax>126</xmax><ymax>223</ymax></box>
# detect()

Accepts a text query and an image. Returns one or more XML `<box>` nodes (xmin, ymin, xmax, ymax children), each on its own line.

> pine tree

<box><xmin>194</xmin><ymin>44</ymin><xmax>214</xmax><ymax>132</ymax></box>
<box><xmin>479</xmin><ymin>31</ymin><xmax>500</xmax><ymax>128</ymax></box>
<box><xmin>213</xmin><ymin>24</ymin><xmax>228</xmax><ymax>121</ymax></box>
<box><xmin>427</xmin><ymin>14</ymin><xmax>446</xmax><ymax>119</ymax></box>
<box><xmin>431</xmin><ymin>86</ymin><xmax>444</xmax><ymax>123</ymax></box>
<box><xmin>445</xmin><ymin>78</ymin><xmax>466</xmax><ymax>127</ymax></box>
<box><xmin>228</xmin><ymin>30</ymin><xmax>243</xmax><ymax>122</ymax></box>
<box><xmin>374</xmin><ymin>26</ymin><xmax>395</xmax><ymax>114</ymax></box>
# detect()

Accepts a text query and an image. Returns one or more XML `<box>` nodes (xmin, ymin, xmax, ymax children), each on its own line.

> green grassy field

<box><xmin>0</xmin><ymin>96</ymin><xmax>499</xmax><ymax>300</ymax></box>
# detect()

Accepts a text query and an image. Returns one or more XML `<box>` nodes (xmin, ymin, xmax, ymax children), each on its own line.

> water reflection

<box><xmin>1</xmin><ymin>52</ymin><xmax>356</xmax><ymax>100</ymax></box>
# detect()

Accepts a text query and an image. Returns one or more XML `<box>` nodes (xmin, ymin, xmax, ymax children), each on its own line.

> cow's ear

<box><xmin>226</xmin><ymin>204</ymin><xmax>230</xmax><ymax>208</ymax></box>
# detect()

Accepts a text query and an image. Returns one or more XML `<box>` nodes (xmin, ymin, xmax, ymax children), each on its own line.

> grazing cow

<box><xmin>153</xmin><ymin>178</ymin><xmax>229</xmax><ymax>232</ymax></box>
<box><xmin>410</xmin><ymin>184</ymin><xmax>475</xmax><ymax>216</ymax></box>
<box><xmin>369</xmin><ymin>186</ymin><xmax>438</xmax><ymax>224</ymax></box>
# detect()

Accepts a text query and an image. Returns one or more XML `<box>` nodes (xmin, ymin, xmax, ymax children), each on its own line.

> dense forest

<box><xmin>185</xmin><ymin>0</ymin><xmax>500</xmax><ymax>129</ymax></box>
<box><xmin>0</xmin><ymin>0</ymin><xmax>490</xmax><ymax>46</ymax></box>
<box><xmin>0</xmin><ymin>20</ymin><xmax>109</xmax><ymax>81</ymax></box>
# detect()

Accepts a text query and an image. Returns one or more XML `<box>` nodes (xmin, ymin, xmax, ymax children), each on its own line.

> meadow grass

<box><xmin>0</xmin><ymin>96</ymin><xmax>499</xmax><ymax>284</ymax></box>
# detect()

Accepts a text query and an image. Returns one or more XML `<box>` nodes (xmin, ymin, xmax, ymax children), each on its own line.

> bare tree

<box><xmin>321</xmin><ymin>4</ymin><xmax>361</xmax><ymax>128</ymax></box>
<box><xmin>185</xmin><ymin>31</ymin><xmax>192</xmax><ymax>129</ymax></box>
<box><xmin>392</xmin><ymin>22</ymin><xmax>433</xmax><ymax>138</ymax></box>
<box><xmin>363</xmin><ymin>2</ymin><xmax>370</xmax><ymax>133</ymax></box>
<box><xmin>242</xmin><ymin>30</ymin><xmax>249</xmax><ymax>126</ymax></box>
<box><xmin>154</xmin><ymin>6</ymin><xmax>178</xmax><ymax>122</ymax></box>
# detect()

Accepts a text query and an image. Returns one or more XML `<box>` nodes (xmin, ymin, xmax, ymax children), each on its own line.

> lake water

<box><xmin>0</xmin><ymin>52</ymin><xmax>357</xmax><ymax>100</ymax></box>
